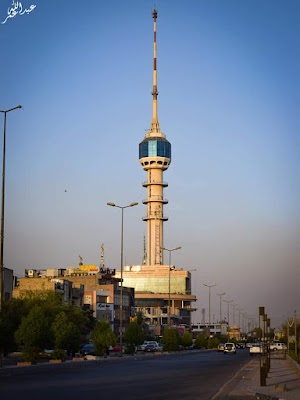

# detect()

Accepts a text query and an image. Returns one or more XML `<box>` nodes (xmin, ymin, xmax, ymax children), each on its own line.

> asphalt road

<box><xmin>0</xmin><ymin>350</ymin><xmax>250</xmax><ymax>400</ymax></box>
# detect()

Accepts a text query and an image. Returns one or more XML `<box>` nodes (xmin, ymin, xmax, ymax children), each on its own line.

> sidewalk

<box><xmin>216</xmin><ymin>354</ymin><xmax>300</xmax><ymax>400</ymax></box>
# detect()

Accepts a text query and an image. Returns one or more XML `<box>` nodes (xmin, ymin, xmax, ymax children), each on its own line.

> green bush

<box><xmin>162</xmin><ymin>327</ymin><xmax>180</xmax><ymax>351</ymax></box>
<box><xmin>207</xmin><ymin>337</ymin><xmax>220</xmax><ymax>349</ymax></box>
<box><xmin>51</xmin><ymin>349</ymin><xmax>66</xmax><ymax>361</ymax></box>
<box><xmin>124</xmin><ymin>320</ymin><xmax>145</xmax><ymax>354</ymax></box>
<box><xmin>91</xmin><ymin>319</ymin><xmax>117</xmax><ymax>356</ymax></box>
<box><xmin>194</xmin><ymin>333</ymin><xmax>207</xmax><ymax>349</ymax></box>
<box><xmin>180</xmin><ymin>331</ymin><xmax>193</xmax><ymax>349</ymax></box>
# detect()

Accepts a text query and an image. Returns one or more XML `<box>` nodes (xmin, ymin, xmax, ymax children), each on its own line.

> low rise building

<box><xmin>13</xmin><ymin>265</ymin><xmax>134</xmax><ymax>336</ymax></box>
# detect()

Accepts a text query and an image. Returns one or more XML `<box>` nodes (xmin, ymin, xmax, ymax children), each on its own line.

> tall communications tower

<box><xmin>139</xmin><ymin>9</ymin><xmax>171</xmax><ymax>266</ymax></box>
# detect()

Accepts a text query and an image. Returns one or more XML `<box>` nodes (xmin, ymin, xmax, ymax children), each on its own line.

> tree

<box><xmin>62</xmin><ymin>305</ymin><xmax>93</xmax><ymax>354</ymax></box>
<box><xmin>51</xmin><ymin>311</ymin><xmax>77</xmax><ymax>360</ymax></box>
<box><xmin>91</xmin><ymin>319</ymin><xmax>117</xmax><ymax>356</ymax></box>
<box><xmin>180</xmin><ymin>331</ymin><xmax>193</xmax><ymax>349</ymax></box>
<box><xmin>194</xmin><ymin>333</ymin><xmax>207</xmax><ymax>349</ymax></box>
<box><xmin>124</xmin><ymin>320</ymin><xmax>145</xmax><ymax>354</ymax></box>
<box><xmin>207</xmin><ymin>337</ymin><xmax>220</xmax><ymax>349</ymax></box>
<box><xmin>161</xmin><ymin>327</ymin><xmax>180</xmax><ymax>351</ymax></box>
<box><xmin>15</xmin><ymin>305</ymin><xmax>53</xmax><ymax>361</ymax></box>
<box><xmin>0</xmin><ymin>292</ymin><xmax>61</xmax><ymax>355</ymax></box>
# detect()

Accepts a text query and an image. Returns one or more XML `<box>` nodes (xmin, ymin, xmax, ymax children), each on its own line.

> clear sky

<box><xmin>1</xmin><ymin>0</ymin><xmax>299</xmax><ymax>329</ymax></box>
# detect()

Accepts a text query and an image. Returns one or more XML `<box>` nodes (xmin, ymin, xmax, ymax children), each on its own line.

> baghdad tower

<box><xmin>139</xmin><ymin>9</ymin><xmax>171</xmax><ymax>266</ymax></box>
<box><xmin>120</xmin><ymin>9</ymin><xmax>196</xmax><ymax>331</ymax></box>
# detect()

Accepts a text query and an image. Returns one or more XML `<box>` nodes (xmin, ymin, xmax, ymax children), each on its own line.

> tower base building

<box><xmin>116</xmin><ymin>264</ymin><xmax>197</xmax><ymax>334</ymax></box>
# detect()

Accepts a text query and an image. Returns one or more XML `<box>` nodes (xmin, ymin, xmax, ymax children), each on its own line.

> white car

<box><xmin>140</xmin><ymin>341</ymin><xmax>162</xmax><ymax>351</ymax></box>
<box><xmin>224</xmin><ymin>342</ymin><xmax>236</xmax><ymax>354</ymax></box>
<box><xmin>270</xmin><ymin>342</ymin><xmax>287</xmax><ymax>351</ymax></box>
<box><xmin>249</xmin><ymin>343</ymin><xmax>263</xmax><ymax>355</ymax></box>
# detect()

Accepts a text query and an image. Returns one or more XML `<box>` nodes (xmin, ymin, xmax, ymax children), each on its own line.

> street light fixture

<box><xmin>161</xmin><ymin>246</ymin><xmax>181</xmax><ymax>326</ymax></box>
<box><xmin>217</xmin><ymin>292</ymin><xmax>226</xmax><ymax>323</ymax></box>
<box><xmin>0</xmin><ymin>105</ymin><xmax>22</xmax><ymax>311</ymax></box>
<box><xmin>203</xmin><ymin>283</ymin><xmax>216</xmax><ymax>325</ymax></box>
<box><xmin>107</xmin><ymin>201</ymin><xmax>138</xmax><ymax>354</ymax></box>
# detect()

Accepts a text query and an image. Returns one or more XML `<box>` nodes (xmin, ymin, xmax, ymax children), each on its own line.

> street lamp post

<box><xmin>237</xmin><ymin>308</ymin><xmax>243</xmax><ymax>329</ymax></box>
<box><xmin>162</xmin><ymin>246</ymin><xmax>181</xmax><ymax>326</ymax></box>
<box><xmin>0</xmin><ymin>105</ymin><xmax>22</xmax><ymax>311</ymax></box>
<box><xmin>203</xmin><ymin>283</ymin><xmax>216</xmax><ymax>325</ymax></box>
<box><xmin>223</xmin><ymin>299</ymin><xmax>233</xmax><ymax>327</ymax></box>
<box><xmin>107</xmin><ymin>201</ymin><xmax>138</xmax><ymax>354</ymax></box>
<box><xmin>217</xmin><ymin>292</ymin><xmax>225</xmax><ymax>323</ymax></box>
<box><xmin>232</xmin><ymin>303</ymin><xmax>238</xmax><ymax>326</ymax></box>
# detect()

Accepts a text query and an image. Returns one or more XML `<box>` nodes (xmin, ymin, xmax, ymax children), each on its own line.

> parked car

<box><xmin>39</xmin><ymin>349</ymin><xmax>55</xmax><ymax>358</ymax></box>
<box><xmin>112</xmin><ymin>345</ymin><xmax>122</xmax><ymax>352</ymax></box>
<box><xmin>144</xmin><ymin>343</ymin><xmax>158</xmax><ymax>352</ymax></box>
<box><xmin>135</xmin><ymin>344</ymin><xmax>144</xmax><ymax>352</ymax></box>
<box><xmin>249</xmin><ymin>343</ymin><xmax>263</xmax><ymax>355</ymax></box>
<box><xmin>224</xmin><ymin>342</ymin><xmax>236</xmax><ymax>354</ymax></box>
<box><xmin>270</xmin><ymin>342</ymin><xmax>287</xmax><ymax>351</ymax></box>
<box><xmin>80</xmin><ymin>343</ymin><xmax>95</xmax><ymax>357</ymax></box>
<box><xmin>141</xmin><ymin>341</ymin><xmax>161</xmax><ymax>351</ymax></box>
<box><xmin>217</xmin><ymin>343</ymin><xmax>225</xmax><ymax>352</ymax></box>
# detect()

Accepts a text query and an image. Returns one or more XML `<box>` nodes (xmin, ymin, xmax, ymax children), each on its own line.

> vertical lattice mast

<box><xmin>139</xmin><ymin>9</ymin><xmax>171</xmax><ymax>266</ymax></box>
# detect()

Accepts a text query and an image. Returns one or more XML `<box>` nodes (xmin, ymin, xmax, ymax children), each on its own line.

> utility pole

<box><xmin>295</xmin><ymin>310</ymin><xmax>298</xmax><ymax>357</ymax></box>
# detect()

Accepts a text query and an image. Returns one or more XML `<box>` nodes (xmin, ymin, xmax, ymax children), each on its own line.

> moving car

<box><xmin>249</xmin><ymin>343</ymin><xmax>263</xmax><ymax>355</ymax></box>
<box><xmin>217</xmin><ymin>343</ymin><xmax>225</xmax><ymax>352</ymax></box>
<box><xmin>223</xmin><ymin>342</ymin><xmax>236</xmax><ymax>354</ymax></box>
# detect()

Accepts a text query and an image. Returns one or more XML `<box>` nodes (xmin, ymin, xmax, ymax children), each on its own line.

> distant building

<box><xmin>227</xmin><ymin>324</ymin><xmax>241</xmax><ymax>341</ymax></box>
<box><xmin>191</xmin><ymin>322</ymin><xmax>228</xmax><ymax>338</ymax></box>
<box><xmin>13</xmin><ymin>265</ymin><xmax>134</xmax><ymax>335</ymax></box>
<box><xmin>13</xmin><ymin>276</ymin><xmax>82</xmax><ymax>307</ymax></box>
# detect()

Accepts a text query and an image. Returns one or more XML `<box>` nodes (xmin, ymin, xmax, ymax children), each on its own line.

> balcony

<box><xmin>142</xmin><ymin>197</ymin><xmax>168</xmax><ymax>204</ymax></box>
<box><xmin>142</xmin><ymin>181</ymin><xmax>168</xmax><ymax>187</ymax></box>
<box><xmin>143</xmin><ymin>215</ymin><xmax>168</xmax><ymax>221</ymax></box>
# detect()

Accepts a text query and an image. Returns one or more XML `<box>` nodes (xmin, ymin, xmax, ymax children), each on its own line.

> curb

<box><xmin>286</xmin><ymin>354</ymin><xmax>300</xmax><ymax>374</ymax></box>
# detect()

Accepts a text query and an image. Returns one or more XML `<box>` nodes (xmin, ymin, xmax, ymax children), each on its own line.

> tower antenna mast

<box><xmin>150</xmin><ymin>8</ymin><xmax>160</xmax><ymax>133</ymax></box>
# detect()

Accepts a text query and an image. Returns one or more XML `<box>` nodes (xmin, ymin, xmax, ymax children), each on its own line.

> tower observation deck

<box><xmin>139</xmin><ymin>9</ymin><xmax>171</xmax><ymax>266</ymax></box>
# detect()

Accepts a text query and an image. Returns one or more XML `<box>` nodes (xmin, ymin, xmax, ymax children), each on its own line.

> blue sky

<box><xmin>1</xmin><ymin>0</ymin><xmax>299</xmax><ymax>329</ymax></box>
